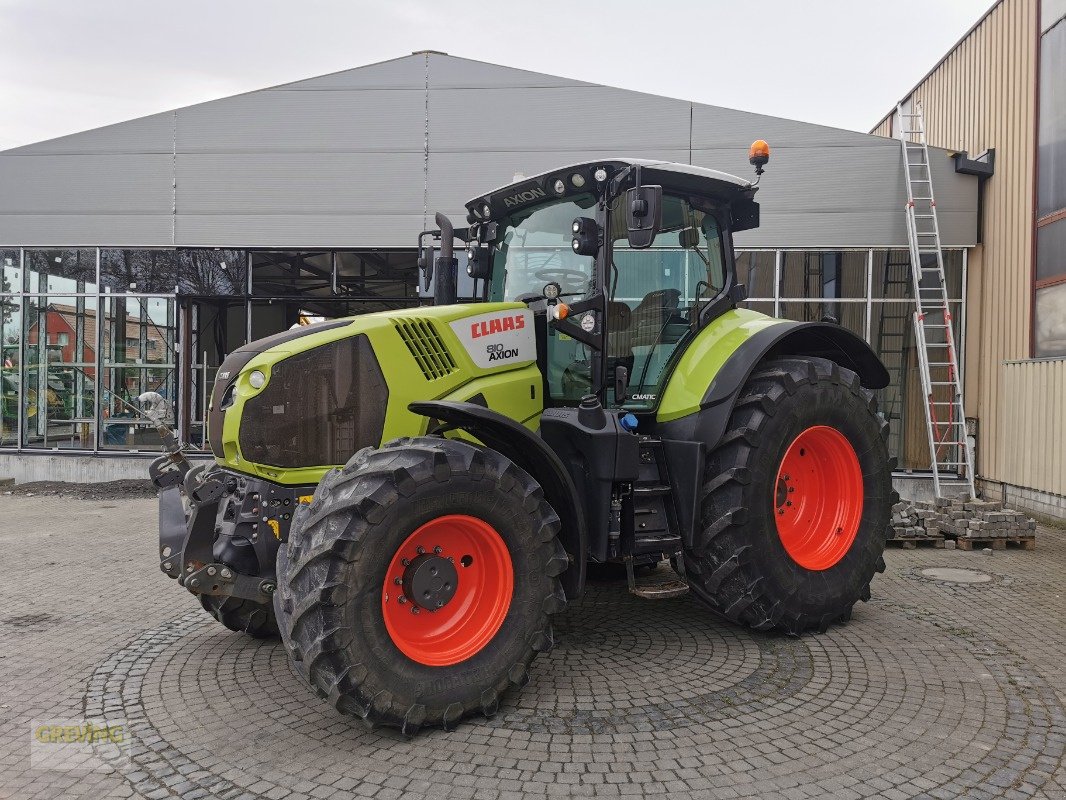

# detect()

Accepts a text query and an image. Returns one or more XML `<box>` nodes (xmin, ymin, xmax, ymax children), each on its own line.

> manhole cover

<box><xmin>920</xmin><ymin>567</ymin><xmax>992</xmax><ymax>584</ymax></box>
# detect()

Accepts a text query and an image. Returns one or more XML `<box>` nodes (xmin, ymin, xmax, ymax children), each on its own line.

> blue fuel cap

<box><xmin>619</xmin><ymin>413</ymin><xmax>639</xmax><ymax>432</ymax></box>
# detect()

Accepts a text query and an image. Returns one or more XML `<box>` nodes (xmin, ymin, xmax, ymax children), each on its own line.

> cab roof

<box><xmin>466</xmin><ymin>158</ymin><xmax>756</xmax><ymax>219</ymax></box>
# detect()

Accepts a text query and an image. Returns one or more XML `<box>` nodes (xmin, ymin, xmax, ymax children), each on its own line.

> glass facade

<box><xmin>0</xmin><ymin>244</ymin><xmax>965</xmax><ymax>472</ymax></box>
<box><xmin>0</xmin><ymin>247</ymin><xmax>424</xmax><ymax>453</ymax></box>
<box><xmin>1035</xmin><ymin>14</ymin><xmax>1066</xmax><ymax>356</ymax></box>
<box><xmin>740</xmin><ymin>248</ymin><xmax>966</xmax><ymax>470</ymax></box>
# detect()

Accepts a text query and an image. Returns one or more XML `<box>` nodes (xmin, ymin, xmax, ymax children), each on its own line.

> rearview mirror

<box><xmin>417</xmin><ymin>244</ymin><xmax>434</xmax><ymax>291</ymax></box>
<box><xmin>625</xmin><ymin>185</ymin><xmax>662</xmax><ymax>249</ymax></box>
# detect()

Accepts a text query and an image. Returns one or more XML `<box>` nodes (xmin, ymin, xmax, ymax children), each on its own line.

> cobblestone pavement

<box><xmin>0</xmin><ymin>495</ymin><xmax>1063</xmax><ymax>800</ymax></box>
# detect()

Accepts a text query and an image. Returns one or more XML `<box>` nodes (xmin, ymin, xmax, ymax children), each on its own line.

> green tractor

<box><xmin>152</xmin><ymin>150</ymin><xmax>894</xmax><ymax>733</ymax></box>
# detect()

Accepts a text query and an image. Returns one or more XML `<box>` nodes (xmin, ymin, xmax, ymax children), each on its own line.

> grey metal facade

<box><xmin>0</xmin><ymin>53</ymin><xmax>978</xmax><ymax>249</ymax></box>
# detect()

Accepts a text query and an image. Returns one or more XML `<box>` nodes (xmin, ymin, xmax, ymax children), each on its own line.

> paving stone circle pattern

<box><xmin>0</xmin><ymin>496</ymin><xmax>1064</xmax><ymax>799</ymax></box>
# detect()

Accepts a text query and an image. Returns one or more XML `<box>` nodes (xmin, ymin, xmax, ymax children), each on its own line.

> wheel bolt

<box><xmin>788</xmin><ymin>487</ymin><xmax>795</xmax><ymax>493</ymax></box>
<box><xmin>398</xmin><ymin>595</ymin><xmax>407</xmax><ymax>604</ymax></box>
<box><xmin>416</xmin><ymin>546</ymin><xmax>425</xmax><ymax>555</ymax></box>
<box><xmin>778</xmin><ymin>509</ymin><xmax>785</xmax><ymax>515</ymax></box>
<box><xmin>786</xmin><ymin>501</ymin><xmax>792</xmax><ymax>507</ymax></box>
<box><xmin>411</xmin><ymin>607</ymin><xmax>420</xmax><ymax>615</ymax></box>
<box><xmin>434</xmin><ymin>546</ymin><xmax>442</xmax><ymax>555</ymax></box>
<box><xmin>394</xmin><ymin>577</ymin><xmax>402</xmax><ymax>585</ymax></box>
<box><xmin>401</xmin><ymin>558</ymin><xmax>410</xmax><ymax>567</ymax></box>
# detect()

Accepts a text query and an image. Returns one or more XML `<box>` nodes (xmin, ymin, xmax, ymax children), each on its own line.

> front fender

<box><xmin>408</xmin><ymin>400</ymin><xmax>587</xmax><ymax>601</ymax></box>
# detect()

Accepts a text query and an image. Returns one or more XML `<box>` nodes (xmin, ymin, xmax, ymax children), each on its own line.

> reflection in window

<box><xmin>100</xmin><ymin>249</ymin><xmax>177</xmax><ymax>294</ymax></box>
<box><xmin>100</xmin><ymin>296</ymin><xmax>176</xmax><ymax>451</ymax></box>
<box><xmin>21</xmin><ymin>296</ymin><xmax>97</xmax><ymax>449</ymax></box>
<box><xmin>1035</xmin><ymin>283</ymin><xmax>1066</xmax><ymax>357</ymax></box>
<box><xmin>1</xmin><ymin>249</ymin><xmax>19</xmax><ymax>295</ymax></box>
<box><xmin>780</xmin><ymin>251</ymin><xmax>867</xmax><ymax>301</ymax></box>
<box><xmin>1036</xmin><ymin>219</ymin><xmax>1066</xmax><ymax>282</ymax></box>
<box><xmin>1</xmin><ymin>295</ymin><xmax>21</xmax><ymax>446</ymax></box>
<box><xmin>335</xmin><ymin>250</ymin><xmax>419</xmax><ymax>299</ymax></box>
<box><xmin>735</xmin><ymin>252</ymin><xmax>775</xmax><ymax>299</ymax></box>
<box><xmin>869</xmin><ymin>249</ymin><xmax>963</xmax><ymax>301</ymax></box>
<box><xmin>25</xmin><ymin>249</ymin><xmax>97</xmax><ymax>294</ymax></box>
<box><xmin>252</xmin><ymin>251</ymin><xmax>333</xmax><ymax>296</ymax></box>
<box><xmin>1037</xmin><ymin>19</ymin><xmax>1066</xmax><ymax>219</ymax></box>
<box><xmin>1035</xmin><ymin>20</ymin><xmax>1066</xmax><ymax>355</ymax></box>
<box><xmin>175</xmin><ymin>250</ymin><xmax>248</xmax><ymax>296</ymax></box>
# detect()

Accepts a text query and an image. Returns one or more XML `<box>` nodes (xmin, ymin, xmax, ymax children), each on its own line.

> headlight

<box><xmin>248</xmin><ymin>370</ymin><xmax>266</xmax><ymax>389</ymax></box>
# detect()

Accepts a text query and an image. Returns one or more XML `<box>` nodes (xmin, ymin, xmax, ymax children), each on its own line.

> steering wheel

<box><xmin>534</xmin><ymin>268</ymin><xmax>589</xmax><ymax>289</ymax></box>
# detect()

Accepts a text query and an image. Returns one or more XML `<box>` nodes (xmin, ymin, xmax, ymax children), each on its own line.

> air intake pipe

<box><xmin>433</xmin><ymin>212</ymin><xmax>459</xmax><ymax>306</ymax></box>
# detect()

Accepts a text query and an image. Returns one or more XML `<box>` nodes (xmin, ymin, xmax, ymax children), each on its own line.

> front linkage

<box><xmin>150</xmin><ymin>436</ymin><xmax>310</xmax><ymax>604</ymax></box>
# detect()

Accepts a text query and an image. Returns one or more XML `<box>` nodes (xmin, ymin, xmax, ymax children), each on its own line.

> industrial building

<box><xmin>0</xmin><ymin>2</ymin><xmax>1060</xmax><ymax>519</ymax></box>
<box><xmin>870</xmin><ymin>0</ymin><xmax>1065</xmax><ymax>518</ymax></box>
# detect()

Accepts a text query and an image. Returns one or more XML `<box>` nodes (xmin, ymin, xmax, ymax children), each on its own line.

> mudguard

<box><xmin>408</xmin><ymin>400</ymin><xmax>587</xmax><ymax>600</ymax></box>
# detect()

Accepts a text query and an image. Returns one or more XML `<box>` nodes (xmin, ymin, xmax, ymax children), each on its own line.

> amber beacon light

<box><xmin>749</xmin><ymin>139</ymin><xmax>771</xmax><ymax>174</ymax></box>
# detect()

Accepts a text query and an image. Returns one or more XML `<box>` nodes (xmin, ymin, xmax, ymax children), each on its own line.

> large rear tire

<box><xmin>684</xmin><ymin>356</ymin><xmax>895</xmax><ymax>635</ymax></box>
<box><xmin>275</xmin><ymin>437</ymin><xmax>568</xmax><ymax>734</ymax></box>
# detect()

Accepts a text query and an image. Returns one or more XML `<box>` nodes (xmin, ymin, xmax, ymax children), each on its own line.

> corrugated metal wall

<box><xmin>1000</xmin><ymin>359</ymin><xmax>1066</xmax><ymax>495</ymax></box>
<box><xmin>872</xmin><ymin>0</ymin><xmax>1062</xmax><ymax>495</ymax></box>
<box><xmin>0</xmin><ymin>53</ymin><xmax>977</xmax><ymax>249</ymax></box>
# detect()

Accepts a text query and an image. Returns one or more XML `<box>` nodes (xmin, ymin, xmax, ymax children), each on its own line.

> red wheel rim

<box><xmin>773</xmin><ymin>425</ymin><xmax>864</xmax><ymax>571</ymax></box>
<box><xmin>381</xmin><ymin>514</ymin><xmax>513</xmax><ymax>667</ymax></box>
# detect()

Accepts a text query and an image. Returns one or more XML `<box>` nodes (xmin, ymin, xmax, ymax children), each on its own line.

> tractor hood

<box><xmin>207</xmin><ymin>303</ymin><xmax>542</xmax><ymax>485</ymax></box>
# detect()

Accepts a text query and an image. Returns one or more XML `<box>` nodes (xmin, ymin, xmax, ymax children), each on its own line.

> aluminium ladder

<box><xmin>896</xmin><ymin>101</ymin><xmax>975</xmax><ymax>499</ymax></box>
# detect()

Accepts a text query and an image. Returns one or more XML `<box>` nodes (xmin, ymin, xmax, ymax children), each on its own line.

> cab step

<box><xmin>624</xmin><ymin>557</ymin><xmax>689</xmax><ymax>600</ymax></box>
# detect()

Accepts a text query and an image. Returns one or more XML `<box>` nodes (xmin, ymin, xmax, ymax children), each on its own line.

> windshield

<box><xmin>490</xmin><ymin>195</ymin><xmax>598</xmax><ymax>301</ymax></box>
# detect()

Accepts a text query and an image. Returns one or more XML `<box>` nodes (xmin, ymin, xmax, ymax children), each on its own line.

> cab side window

<box><xmin>607</xmin><ymin>194</ymin><xmax>725</xmax><ymax>408</ymax></box>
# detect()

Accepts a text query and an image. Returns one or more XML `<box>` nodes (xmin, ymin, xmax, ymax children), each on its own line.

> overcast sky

<box><xmin>0</xmin><ymin>0</ymin><xmax>993</xmax><ymax>151</ymax></box>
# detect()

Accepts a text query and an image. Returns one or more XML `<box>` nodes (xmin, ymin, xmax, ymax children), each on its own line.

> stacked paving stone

<box><xmin>890</xmin><ymin>500</ymin><xmax>941</xmax><ymax>541</ymax></box>
<box><xmin>927</xmin><ymin>497</ymin><xmax>1037</xmax><ymax>543</ymax></box>
<box><xmin>890</xmin><ymin>496</ymin><xmax>1037</xmax><ymax>548</ymax></box>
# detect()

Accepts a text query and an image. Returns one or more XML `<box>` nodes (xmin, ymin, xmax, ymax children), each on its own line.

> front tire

<box><xmin>275</xmin><ymin>437</ymin><xmax>568</xmax><ymax>733</ymax></box>
<box><xmin>198</xmin><ymin>595</ymin><xmax>279</xmax><ymax>639</ymax></box>
<box><xmin>684</xmin><ymin>357</ymin><xmax>895</xmax><ymax>635</ymax></box>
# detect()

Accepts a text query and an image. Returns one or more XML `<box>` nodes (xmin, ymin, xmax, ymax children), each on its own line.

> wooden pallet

<box><xmin>956</xmin><ymin>536</ymin><xmax>1036</xmax><ymax>551</ymax></box>
<box><xmin>887</xmin><ymin>535</ymin><xmax>946</xmax><ymax>549</ymax></box>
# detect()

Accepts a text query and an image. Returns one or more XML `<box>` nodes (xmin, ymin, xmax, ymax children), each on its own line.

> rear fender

<box><xmin>408</xmin><ymin>400</ymin><xmax>587</xmax><ymax>600</ymax></box>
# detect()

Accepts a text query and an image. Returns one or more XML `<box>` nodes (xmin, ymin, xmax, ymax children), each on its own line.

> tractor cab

<box><xmin>424</xmin><ymin>159</ymin><xmax>761</xmax><ymax>414</ymax></box>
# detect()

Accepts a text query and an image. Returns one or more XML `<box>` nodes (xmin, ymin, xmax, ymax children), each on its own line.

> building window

<box><xmin>1</xmin><ymin>249</ymin><xmax>19</xmax><ymax>295</ymax></box>
<box><xmin>1</xmin><ymin>294</ymin><xmax>20</xmax><ymax>447</ymax></box>
<box><xmin>100</xmin><ymin>296</ymin><xmax>176</xmax><ymax>451</ymax></box>
<box><xmin>21</xmin><ymin>296</ymin><xmax>97</xmax><ymax>450</ymax></box>
<box><xmin>1035</xmin><ymin>18</ymin><xmax>1066</xmax><ymax>356</ymax></box>
<box><xmin>100</xmin><ymin>249</ymin><xmax>178</xmax><ymax>294</ymax></box>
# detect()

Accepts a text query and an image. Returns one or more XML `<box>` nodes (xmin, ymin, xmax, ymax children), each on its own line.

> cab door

<box><xmin>605</xmin><ymin>194</ymin><xmax>726</xmax><ymax>409</ymax></box>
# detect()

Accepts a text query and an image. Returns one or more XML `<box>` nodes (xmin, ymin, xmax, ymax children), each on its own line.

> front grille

<box><xmin>238</xmin><ymin>334</ymin><xmax>388</xmax><ymax>469</ymax></box>
<box><xmin>393</xmin><ymin>318</ymin><xmax>457</xmax><ymax>380</ymax></box>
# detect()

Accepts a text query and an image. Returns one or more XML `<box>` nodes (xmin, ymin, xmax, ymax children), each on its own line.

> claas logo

<box><xmin>470</xmin><ymin>314</ymin><xmax>525</xmax><ymax>339</ymax></box>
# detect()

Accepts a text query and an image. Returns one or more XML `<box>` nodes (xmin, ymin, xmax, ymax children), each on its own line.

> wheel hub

<box><xmin>773</xmin><ymin>425</ymin><xmax>864</xmax><ymax>571</ymax></box>
<box><xmin>382</xmin><ymin>514</ymin><xmax>514</xmax><ymax>666</ymax></box>
<box><xmin>402</xmin><ymin>554</ymin><xmax>458</xmax><ymax>611</ymax></box>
